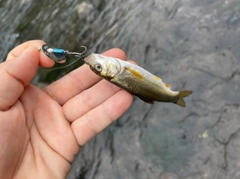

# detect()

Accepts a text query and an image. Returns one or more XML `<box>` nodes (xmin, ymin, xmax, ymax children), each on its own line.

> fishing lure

<box><xmin>40</xmin><ymin>44</ymin><xmax>87</xmax><ymax>63</ymax></box>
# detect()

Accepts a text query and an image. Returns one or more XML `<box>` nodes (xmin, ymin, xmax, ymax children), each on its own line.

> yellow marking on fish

<box><xmin>164</xmin><ymin>83</ymin><xmax>170</xmax><ymax>88</ymax></box>
<box><xmin>125</xmin><ymin>67</ymin><xmax>143</xmax><ymax>79</ymax></box>
<box><xmin>154</xmin><ymin>75</ymin><xmax>161</xmax><ymax>81</ymax></box>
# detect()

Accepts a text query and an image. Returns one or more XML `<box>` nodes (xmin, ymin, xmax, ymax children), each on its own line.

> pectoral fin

<box><xmin>124</xmin><ymin>67</ymin><xmax>143</xmax><ymax>79</ymax></box>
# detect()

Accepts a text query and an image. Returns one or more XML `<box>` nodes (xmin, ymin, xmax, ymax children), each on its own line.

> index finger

<box><xmin>6</xmin><ymin>40</ymin><xmax>54</xmax><ymax>67</ymax></box>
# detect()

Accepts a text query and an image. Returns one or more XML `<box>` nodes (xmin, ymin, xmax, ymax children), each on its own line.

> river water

<box><xmin>1</xmin><ymin>0</ymin><xmax>240</xmax><ymax>179</ymax></box>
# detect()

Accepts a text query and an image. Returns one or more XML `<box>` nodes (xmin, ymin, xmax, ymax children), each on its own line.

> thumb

<box><xmin>0</xmin><ymin>46</ymin><xmax>40</xmax><ymax>110</ymax></box>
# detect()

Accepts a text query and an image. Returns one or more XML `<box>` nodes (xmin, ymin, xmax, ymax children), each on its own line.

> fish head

<box><xmin>84</xmin><ymin>53</ymin><xmax>122</xmax><ymax>78</ymax></box>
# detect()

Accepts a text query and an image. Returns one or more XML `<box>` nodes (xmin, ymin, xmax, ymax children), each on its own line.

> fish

<box><xmin>84</xmin><ymin>53</ymin><xmax>192</xmax><ymax>107</ymax></box>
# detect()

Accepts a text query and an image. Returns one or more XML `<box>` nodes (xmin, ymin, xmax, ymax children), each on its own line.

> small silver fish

<box><xmin>84</xmin><ymin>53</ymin><xmax>192</xmax><ymax>107</ymax></box>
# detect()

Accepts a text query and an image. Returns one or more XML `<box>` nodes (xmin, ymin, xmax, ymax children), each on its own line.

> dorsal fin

<box><xmin>154</xmin><ymin>75</ymin><xmax>161</xmax><ymax>81</ymax></box>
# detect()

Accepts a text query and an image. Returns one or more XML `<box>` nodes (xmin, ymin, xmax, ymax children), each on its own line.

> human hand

<box><xmin>0</xmin><ymin>40</ymin><xmax>133</xmax><ymax>179</ymax></box>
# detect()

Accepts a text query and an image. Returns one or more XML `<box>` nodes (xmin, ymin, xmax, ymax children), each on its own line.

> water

<box><xmin>1</xmin><ymin>0</ymin><xmax>240</xmax><ymax>178</ymax></box>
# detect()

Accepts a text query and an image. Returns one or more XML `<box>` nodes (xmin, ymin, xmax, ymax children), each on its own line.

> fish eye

<box><xmin>94</xmin><ymin>64</ymin><xmax>102</xmax><ymax>72</ymax></box>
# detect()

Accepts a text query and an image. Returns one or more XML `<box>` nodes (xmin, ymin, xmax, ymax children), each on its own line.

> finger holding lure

<box><xmin>40</xmin><ymin>44</ymin><xmax>192</xmax><ymax>107</ymax></box>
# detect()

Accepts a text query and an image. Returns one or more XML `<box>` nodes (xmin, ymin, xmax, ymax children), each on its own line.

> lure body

<box><xmin>84</xmin><ymin>53</ymin><xmax>192</xmax><ymax>107</ymax></box>
<box><xmin>41</xmin><ymin>44</ymin><xmax>87</xmax><ymax>63</ymax></box>
<box><xmin>41</xmin><ymin>44</ymin><xmax>67</xmax><ymax>63</ymax></box>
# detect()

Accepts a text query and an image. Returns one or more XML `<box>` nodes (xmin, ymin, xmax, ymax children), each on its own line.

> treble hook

<box><xmin>40</xmin><ymin>44</ymin><xmax>87</xmax><ymax>63</ymax></box>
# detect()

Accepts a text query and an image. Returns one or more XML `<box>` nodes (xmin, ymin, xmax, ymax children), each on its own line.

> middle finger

<box><xmin>63</xmin><ymin>78</ymin><xmax>122</xmax><ymax>122</ymax></box>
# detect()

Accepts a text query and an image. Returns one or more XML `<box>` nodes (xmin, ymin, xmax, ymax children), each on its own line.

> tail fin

<box><xmin>175</xmin><ymin>90</ymin><xmax>192</xmax><ymax>107</ymax></box>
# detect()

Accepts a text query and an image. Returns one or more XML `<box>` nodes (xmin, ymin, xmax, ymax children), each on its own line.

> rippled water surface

<box><xmin>1</xmin><ymin>0</ymin><xmax>240</xmax><ymax>178</ymax></box>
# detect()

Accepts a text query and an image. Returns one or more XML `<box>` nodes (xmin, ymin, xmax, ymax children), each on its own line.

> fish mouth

<box><xmin>83</xmin><ymin>58</ymin><xmax>90</xmax><ymax>65</ymax></box>
<box><xmin>83</xmin><ymin>54</ymin><xmax>95</xmax><ymax>65</ymax></box>
<box><xmin>84</xmin><ymin>60</ymin><xmax>90</xmax><ymax>65</ymax></box>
